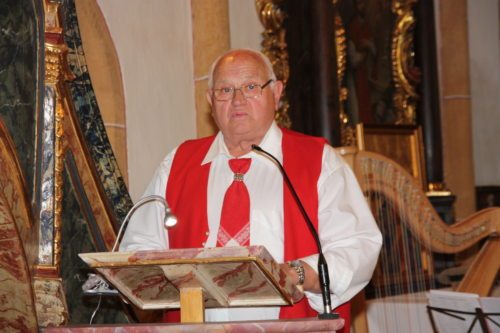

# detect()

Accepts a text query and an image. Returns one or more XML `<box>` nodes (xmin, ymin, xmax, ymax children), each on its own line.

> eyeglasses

<box><xmin>212</xmin><ymin>79</ymin><xmax>273</xmax><ymax>101</ymax></box>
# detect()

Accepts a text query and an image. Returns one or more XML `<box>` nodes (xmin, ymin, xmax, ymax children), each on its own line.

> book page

<box><xmin>480</xmin><ymin>297</ymin><xmax>500</xmax><ymax>333</ymax></box>
<box><xmin>427</xmin><ymin>290</ymin><xmax>482</xmax><ymax>333</ymax></box>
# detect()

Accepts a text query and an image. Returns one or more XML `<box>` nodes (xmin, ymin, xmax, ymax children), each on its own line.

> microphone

<box><xmin>83</xmin><ymin>195</ymin><xmax>177</xmax><ymax>296</ymax></box>
<box><xmin>251</xmin><ymin>144</ymin><xmax>339</xmax><ymax>320</ymax></box>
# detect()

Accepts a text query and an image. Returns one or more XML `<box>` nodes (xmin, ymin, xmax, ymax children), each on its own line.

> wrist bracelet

<box><xmin>288</xmin><ymin>260</ymin><xmax>305</xmax><ymax>286</ymax></box>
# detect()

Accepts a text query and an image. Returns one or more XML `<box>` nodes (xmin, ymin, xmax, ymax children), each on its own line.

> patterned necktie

<box><xmin>216</xmin><ymin>158</ymin><xmax>252</xmax><ymax>246</ymax></box>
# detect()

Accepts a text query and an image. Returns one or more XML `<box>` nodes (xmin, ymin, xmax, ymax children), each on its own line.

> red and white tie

<box><xmin>216</xmin><ymin>158</ymin><xmax>252</xmax><ymax>246</ymax></box>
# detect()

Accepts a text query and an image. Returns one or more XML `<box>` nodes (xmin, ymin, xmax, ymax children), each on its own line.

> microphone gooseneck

<box><xmin>84</xmin><ymin>195</ymin><xmax>177</xmax><ymax>294</ymax></box>
<box><xmin>83</xmin><ymin>195</ymin><xmax>177</xmax><ymax>324</ymax></box>
<box><xmin>251</xmin><ymin>144</ymin><xmax>338</xmax><ymax>319</ymax></box>
<box><xmin>112</xmin><ymin>194</ymin><xmax>177</xmax><ymax>252</ymax></box>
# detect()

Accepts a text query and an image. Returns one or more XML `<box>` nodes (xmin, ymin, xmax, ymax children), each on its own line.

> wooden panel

<box><xmin>180</xmin><ymin>288</ymin><xmax>205</xmax><ymax>323</ymax></box>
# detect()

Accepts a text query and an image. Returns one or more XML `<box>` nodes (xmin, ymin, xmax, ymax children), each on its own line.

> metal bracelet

<box><xmin>288</xmin><ymin>260</ymin><xmax>305</xmax><ymax>286</ymax></box>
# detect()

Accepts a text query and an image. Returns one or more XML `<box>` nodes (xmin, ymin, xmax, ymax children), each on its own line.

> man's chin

<box><xmin>224</xmin><ymin>126</ymin><xmax>258</xmax><ymax>140</ymax></box>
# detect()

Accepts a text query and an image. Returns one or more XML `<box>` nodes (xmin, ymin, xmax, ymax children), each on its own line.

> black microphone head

<box><xmin>251</xmin><ymin>144</ymin><xmax>262</xmax><ymax>151</ymax></box>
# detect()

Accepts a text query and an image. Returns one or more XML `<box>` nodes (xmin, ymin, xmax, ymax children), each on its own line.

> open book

<box><xmin>427</xmin><ymin>289</ymin><xmax>500</xmax><ymax>333</ymax></box>
<box><xmin>79</xmin><ymin>246</ymin><xmax>302</xmax><ymax>310</ymax></box>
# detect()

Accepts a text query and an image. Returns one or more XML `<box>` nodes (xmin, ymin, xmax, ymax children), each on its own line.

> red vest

<box><xmin>165</xmin><ymin>128</ymin><xmax>349</xmax><ymax>331</ymax></box>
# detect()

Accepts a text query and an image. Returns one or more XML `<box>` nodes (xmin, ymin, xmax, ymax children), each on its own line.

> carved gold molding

<box><xmin>32</xmin><ymin>0</ymin><xmax>73</xmax><ymax>326</ymax></box>
<box><xmin>45</xmin><ymin>43</ymin><xmax>73</xmax><ymax>272</ymax></box>
<box><xmin>392</xmin><ymin>0</ymin><xmax>420</xmax><ymax>124</ymax></box>
<box><xmin>33</xmin><ymin>278</ymin><xmax>68</xmax><ymax>327</ymax></box>
<box><xmin>255</xmin><ymin>0</ymin><xmax>291</xmax><ymax>128</ymax></box>
<box><xmin>43</xmin><ymin>0</ymin><xmax>76</xmax><ymax>269</ymax></box>
<box><xmin>333</xmin><ymin>8</ymin><xmax>357</xmax><ymax>146</ymax></box>
<box><xmin>44</xmin><ymin>36</ymin><xmax>69</xmax><ymax>271</ymax></box>
<box><xmin>54</xmin><ymin>81</ymin><xmax>64</xmax><ymax>270</ymax></box>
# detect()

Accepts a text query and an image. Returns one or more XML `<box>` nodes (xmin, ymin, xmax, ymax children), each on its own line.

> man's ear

<box><xmin>206</xmin><ymin>90</ymin><xmax>213</xmax><ymax>107</ymax></box>
<box><xmin>272</xmin><ymin>80</ymin><xmax>284</xmax><ymax>110</ymax></box>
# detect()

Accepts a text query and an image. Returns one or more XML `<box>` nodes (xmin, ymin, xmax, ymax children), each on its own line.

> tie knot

<box><xmin>229</xmin><ymin>158</ymin><xmax>251</xmax><ymax>176</ymax></box>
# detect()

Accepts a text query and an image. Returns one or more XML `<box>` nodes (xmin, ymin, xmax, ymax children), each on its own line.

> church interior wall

<box><xmin>94</xmin><ymin>0</ymin><xmax>499</xmax><ymax>212</ymax></box>
<box><xmin>0</xmin><ymin>0</ymin><xmax>498</xmax><ymax>329</ymax></box>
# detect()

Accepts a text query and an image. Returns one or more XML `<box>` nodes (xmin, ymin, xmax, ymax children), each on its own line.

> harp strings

<box><xmin>361</xmin><ymin>156</ymin><xmax>437</xmax><ymax>331</ymax></box>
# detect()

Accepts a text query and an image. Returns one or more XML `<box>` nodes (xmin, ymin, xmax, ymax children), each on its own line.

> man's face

<box><xmin>207</xmin><ymin>52</ymin><xmax>283</xmax><ymax>143</ymax></box>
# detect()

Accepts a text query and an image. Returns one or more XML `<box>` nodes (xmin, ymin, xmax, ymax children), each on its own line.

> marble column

<box><xmin>436</xmin><ymin>0</ymin><xmax>476</xmax><ymax>217</ymax></box>
<box><xmin>191</xmin><ymin>0</ymin><xmax>230</xmax><ymax>138</ymax></box>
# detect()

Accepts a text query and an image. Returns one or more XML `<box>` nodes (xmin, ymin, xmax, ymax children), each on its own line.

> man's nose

<box><xmin>231</xmin><ymin>88</ymin><xmax>247</xmax><ymax>104</ymax></box>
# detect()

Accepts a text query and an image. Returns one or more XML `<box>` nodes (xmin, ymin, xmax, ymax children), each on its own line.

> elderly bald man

<box><xmin>121</xmin><ymin>48</ymin><xmax>382</xmax><ymax>331</ymax></box>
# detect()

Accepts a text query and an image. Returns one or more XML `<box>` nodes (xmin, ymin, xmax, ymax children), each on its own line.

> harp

<box><xmin>339</xmin><ymin>147</ymin><xmax>500</xmax><ymax>332</ymax></box>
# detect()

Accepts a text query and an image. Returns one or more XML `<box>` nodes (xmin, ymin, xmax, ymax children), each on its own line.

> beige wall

<box><xmin>191</xmin><ymin>0</ymin><xmax>229</xmax><ymax>139</ymax></box>
<box><xmin>467</xmin><ymin>0</ymin><xmax>500</xmax><ymax>186</ymax></box>
<box><xmin>229</xmin><ymin>0</ymin><xmax>262</xmax><ymax>50</ymax></box>
<box><xmin>97</xmin><ymin>0</ymin><xmax>197</xmax><ymax>201</ymax></box>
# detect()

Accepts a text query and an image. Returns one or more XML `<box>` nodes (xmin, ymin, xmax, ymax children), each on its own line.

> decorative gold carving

<box><xmin>335</xmin><ymin>14</ymin><xmax>347</xmax><ymax>100</ymax></box>
<box><xmin>427</xmin><ymin>182</ymin><xmax>452</xmax><ymax>196</ymax></box>
<box><xmin>256</xmin><ymin>0</ymin><xmax>291</xmax><ymax>128</ymax></box>
<box><xmin>45</xmin><ymin>44</ymin><xmax>74</xmax><ymax>85</ymax></box>
<box><xmin>392</xmin><ymin>0</ymin><xmax>420</xmax><ymax>124</ymax></box>
<box><xmin>53</xmin><ymin>87</ymin><xmax>65</xmax><ymax>270</ymax></box>
<box><xmin>43</xmin><ymin>0</ymin><xmax>75</xmax><ymax>271</ymax></box>
<box><xmin>32</xmin><ymin>1</ymin><xmax>74</xmax><ymax>324</ymax></box>
<box><xmin>334</xmin><ymin>9</ymin><xmax>356</xmax><ymax>146</ymax></box>
<box><xmin>44</xmin><ymin>44</ymin><xmax>72</xmax><ymax>272</ymax></box>
<box><xmin>43</xmin><ymin>1</ymin><xmax>63</xmax><ymax>34</ymax></box>
<box><xmin>33</xmin><ymin>278</ymin><xmax>68</xmax><ymax>327</ymax></box>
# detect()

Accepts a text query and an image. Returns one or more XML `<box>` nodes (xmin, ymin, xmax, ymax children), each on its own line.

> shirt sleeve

<box><xmin>119</xmin><ymin>148</ymin><xmax>177</xmax><ymax>251</ymax></box>
<box><xmin>300</xmin><ymin>144</ymin><xmax>382</xmax><ymax>312</ymax></box>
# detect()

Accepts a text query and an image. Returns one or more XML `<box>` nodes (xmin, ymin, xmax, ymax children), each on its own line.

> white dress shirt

<box><xmin>120</xmin><ymin>121</ymin><xmax>382</xmax><ymax>322</ymax></box>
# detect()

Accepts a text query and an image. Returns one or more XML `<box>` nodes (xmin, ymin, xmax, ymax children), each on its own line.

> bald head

<box><xmin>207</xmin><ymin>49</ymin><xmax>277</xmax><ymax>89</ymax></box>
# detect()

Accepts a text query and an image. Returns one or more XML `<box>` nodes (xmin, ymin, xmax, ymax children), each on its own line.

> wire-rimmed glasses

<box><xmin>212</xmin><ymin>79</ymin><xmax>273</xmax><ymax>101</ymax></box>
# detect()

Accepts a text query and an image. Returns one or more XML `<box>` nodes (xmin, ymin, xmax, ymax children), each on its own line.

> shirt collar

<box><xmin>201</xmin><ymin>121</ymin><xmax>283</xmax><ymax>165</ymax></box>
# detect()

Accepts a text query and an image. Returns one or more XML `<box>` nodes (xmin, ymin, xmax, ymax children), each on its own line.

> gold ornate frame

<box><xmin>336</xmin><ymin>0</ymin><xmax>420</xmax><ymax>139</ymax></box>
<box><xmin>356</xmin><ymin>123</ymin><xmax>427</xmax><ymax>189</ymax></box>
<box><xmin>255</xmin><ymin>0</ymin><xmax>291</xmax><ymax>128</ymax></box>
<box><xmin>255</xmin><ymin>0</ymin><xmax>420</xmax><ymax>144</ymax></box>
<box><xmin>391</xmin><ymin>0</ymin><xmax>420</xmax><ymax>124</ymax></box>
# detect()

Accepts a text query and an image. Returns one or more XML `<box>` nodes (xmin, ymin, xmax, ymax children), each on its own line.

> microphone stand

<box><xmin>252</xmin><ymin>144</ymin><xmax>339</xmax><ymax>320</ymax></box>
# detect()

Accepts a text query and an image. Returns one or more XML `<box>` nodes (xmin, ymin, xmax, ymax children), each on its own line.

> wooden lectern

<box><xmin>60</xmin><ymin>246</ymin><xmax>344</xmax><ymax>333</ymax></box>
<box><xmin>76</xmin><ymin>246</ymin><xmax>344</xmax><ymax>332</ymax></box>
